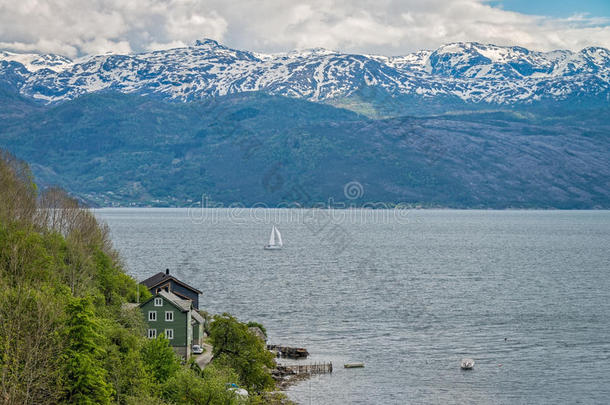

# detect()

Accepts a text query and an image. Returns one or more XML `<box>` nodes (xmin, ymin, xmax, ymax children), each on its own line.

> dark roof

<box><xmin>140</xmin><ymin>272</ymin><xmax>202</xmax><ymax>294</ymax></box>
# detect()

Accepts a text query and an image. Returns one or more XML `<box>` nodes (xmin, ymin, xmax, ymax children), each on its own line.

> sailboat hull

<box><xmin>263</xmin><ymin>245</ymin><xmax>282</xmax><ymax>250</ymax></box>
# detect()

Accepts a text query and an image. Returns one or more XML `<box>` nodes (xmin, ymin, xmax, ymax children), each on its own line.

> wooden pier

<box><xmin>267</xmin><ymin>344</ymin><xmax>309</xmax><ymax>359</ymax></box>
<box><xmin>272</xmin><ymin>362</ymin><xmax>333</xmax><ymax>389</ymax></box>
<box><xmin>274</xmin><ymin>362</ymin><xmax>333</xmax><ymax>376</ymax></box>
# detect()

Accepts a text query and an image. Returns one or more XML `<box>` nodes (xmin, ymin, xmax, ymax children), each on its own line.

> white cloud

<box><xmin>0</xmin><ymin>0</ymin><xmax>608</xmax><ymax>57</ymax></box>
<box><xmin>0</xmin><ymin>0</ymin><xmax>228</xmax><ymax>57</ymax></box>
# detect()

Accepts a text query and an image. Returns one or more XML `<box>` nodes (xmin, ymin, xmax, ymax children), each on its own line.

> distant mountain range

<box><xmin>0</xmin><ymin>40</ymin><xmax>609</xmax><ymax>208</ymax></box>
<box><xmin>1</xmin><ymin>39</ymin><xmax>609</xmax><ymax>112</ymax></box>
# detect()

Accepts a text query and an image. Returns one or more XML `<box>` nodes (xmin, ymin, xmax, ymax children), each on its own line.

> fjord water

<box><xmin>96</xmin><ymin>209</ymin><xmax>610</xmax><ymax>404</ymax></box>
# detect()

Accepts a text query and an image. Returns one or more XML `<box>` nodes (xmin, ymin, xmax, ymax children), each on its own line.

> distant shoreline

<box><xmin>93</xmin><ymin>206</ymin><xmax>610</xmax><ymax>210</ymax></box>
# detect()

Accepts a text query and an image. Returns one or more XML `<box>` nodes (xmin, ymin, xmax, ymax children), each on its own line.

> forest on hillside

<box><xmin>1</xmin><ymin>91</ymin><xmax>608</xmax><ymax>209</ymax></box>
<box><xmin>0</xmin><ymin>150</ymin><xmax>284</xmax><ymax>404</ymax></box>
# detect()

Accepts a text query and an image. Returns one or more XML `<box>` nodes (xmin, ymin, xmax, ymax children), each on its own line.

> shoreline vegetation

<box><xmin>0</xmin><ymin>150</ymin><xmax>297</xmax><ymax>404</ymax></box>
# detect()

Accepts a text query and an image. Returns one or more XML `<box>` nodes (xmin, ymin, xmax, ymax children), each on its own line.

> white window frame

<box><xmin>148</xmin><ymin>311</ymin><xmax>157</xmax><ymax>321</ymax></box>
<box><xmin>154</xmin><ymin>297</ymin><xmax>163</xmax><ymax>307</ymax></box>
<box><xmin>165</xmin><ymin>329</ymin><xmax>174</xmax><ymax>340</ymax></box>
<box><xmin>165</xmin><ymin>311</ymin><xmax>174</xmax><ymax>322</ymax></box>
<box><xmin>147</xmin><ymin>329</ymin><xmax>157</xmax><ymax>338</ymax></box>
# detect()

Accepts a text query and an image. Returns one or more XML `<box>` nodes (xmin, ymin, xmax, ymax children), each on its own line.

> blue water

<box><xmin>95</xmin><ymin>209</ymin><xmax>610</xmax><ymax>404</ymax></box>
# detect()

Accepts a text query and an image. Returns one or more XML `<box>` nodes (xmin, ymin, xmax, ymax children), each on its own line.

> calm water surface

<box><xmin>95</xmin><ymin>209</ymin><xmax>610</xmax><ymax>405</ymax></box>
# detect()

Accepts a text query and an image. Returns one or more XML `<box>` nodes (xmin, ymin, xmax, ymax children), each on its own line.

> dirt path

<box><xmin>194</xmin><ymin>343</ymin><xmax>213</xmax><ymax>369</ymax></box>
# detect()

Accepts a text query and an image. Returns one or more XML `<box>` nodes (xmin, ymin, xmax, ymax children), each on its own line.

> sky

<box><xmin>0</xmin><ymin>0</ymin><xmax>609</xmax><ymax>58</ymax></box>
<box><xmin>489</xmin><ymin>0</ymin><xmax>610</xmax><ymax>18</ymax></box>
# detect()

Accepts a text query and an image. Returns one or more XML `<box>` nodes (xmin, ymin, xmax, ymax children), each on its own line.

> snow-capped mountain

<box><xmin>1</xmin><ymin>39</ymin><xmax>609</xmax><ymax>106</ymax></box>
<box><xmin>0</xmin><ymin>51</ymin><xmax>72</xmax><ymax>72</ymax></box>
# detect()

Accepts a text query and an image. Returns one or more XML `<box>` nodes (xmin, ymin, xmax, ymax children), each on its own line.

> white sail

<box><xmin>274</xmin><ymin>226</ymin><xmax>283</xmax><ymax>247</ymax></box>
<box><xmin>264</xmin><ymin>226</ymin><xmax>283</xmax><ymax>250</ymax></box>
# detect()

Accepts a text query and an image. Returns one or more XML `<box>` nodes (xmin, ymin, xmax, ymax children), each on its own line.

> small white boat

<box><xmin>264</xmin><ymin>226</ymin><xmax>283</xmax><ymax>250</ymax></box>
<box><xmin>460</xmin><ymin>358</ymin><xmax>475</xmax><ymax>370</ymax></box>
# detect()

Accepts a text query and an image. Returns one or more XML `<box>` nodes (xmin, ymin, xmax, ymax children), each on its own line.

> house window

<box><xmin>147</xmin><ymin>329</ymin><xmax>157</xmax><ymax>338</ymax></box>
<box><xmin>148</xmin><ymin>311</ymin><xmax>157</xmax><ymax>321</ymax></box>
<box><xmin>165</xmin><ymin>329</ymin><xmax>174</xmax><ymax>340</ymax></box>
<box><xmin>154</xmin><ymin>298</ymin><xmax>163</xmax><ymax>306</ymax></box>
<box><xmin>165</xmin><ymin>311</ymin><xmax>174</xmax><ymax>321</ymax></box>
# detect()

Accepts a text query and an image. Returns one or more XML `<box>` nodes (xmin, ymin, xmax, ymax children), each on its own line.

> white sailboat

<box><xmin>264</xmin><ymin>226</ymin><xmax>283</xmax><ymax>250</ymax></box>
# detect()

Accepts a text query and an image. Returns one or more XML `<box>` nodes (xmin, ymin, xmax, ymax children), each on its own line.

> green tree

<box><xmin>0</xmin><ymin>150</ymin><xmax>37</xmax><ymax>225</ymax></box>
<box><xmin>163</xmin><ymin>365</ymin><xmax>239</xmax><ymax>405</ymax></box>
<box><xmin>0</xmin><ymin>286</ymin><xmax>65</xmax><ymax>405</ymax></box>
<box><xmin>61</xmin><ymin>297</ymin><xmax>113</xmax><ymax>404</ymax></box>
<box><xmin>246</xmin><ymin>321</ymin><xmax>267</xmax><ymax>338</ymax></box>
<box><xmin>94</xmin><ymin>249</ymin><xmax>148</xmax><ymax>306</ymax></box>
<box><xmin>141</xmin><ymin>335</ymin><xmax>180</xmax><ymax>383</ymax></box>
<box><xmin>103</xmin><ymin>321</ymin><xmax>155</xmax><ymax>404</ymax></box>
<box><xmin>209</xmin><ymin>314</ymin><xmax>275</xmax><ymax>392</ymax></box>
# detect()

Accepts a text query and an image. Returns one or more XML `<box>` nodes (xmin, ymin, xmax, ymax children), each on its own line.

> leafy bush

<box><xmin>209</xmin><ymin>314</ymin><xmax>276</xmax><ymax>393</ymax></box>
<box><xmin>141</xmin><ymin>335</ymin><xmax>181</xmax><ymax>384</ymax></box>
<box><xmin>163</xmin><ymin>365</ymin><xmax>240</xmax><ymax>405</ymax></box>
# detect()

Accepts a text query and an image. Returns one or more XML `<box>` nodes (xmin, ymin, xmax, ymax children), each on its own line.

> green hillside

<box><xmin>0</xmin><ymin>151</ymin><xmax>283</xmax><ymax>404</ymax></box>
<box><xmin>0</xmin><ymin>90</ymin><xmax>608</xmax><ymax>208</ymax></box>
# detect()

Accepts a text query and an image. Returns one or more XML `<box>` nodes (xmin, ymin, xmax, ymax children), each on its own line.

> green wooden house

<box><xmin>140</xmin><ymin>290</ymin><xmax>193</xmax><ymax>359</ymax></box>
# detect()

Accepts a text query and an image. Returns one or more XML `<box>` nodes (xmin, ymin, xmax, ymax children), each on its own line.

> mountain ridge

<box><xmin>1</xmin><ymin>39</ymin><xmax>609</xmax><ymax>110</ymax></box>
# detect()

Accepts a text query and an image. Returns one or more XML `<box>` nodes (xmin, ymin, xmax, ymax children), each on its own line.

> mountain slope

<box><xmin>1</xmin><ymin>40</ymin><xmax>609</xmax><ymax>112</ymax></box>
<box><xmin>0</xmin><ymin>90</ymin><xmax>608</xmax><ymax>208</ymax></box>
